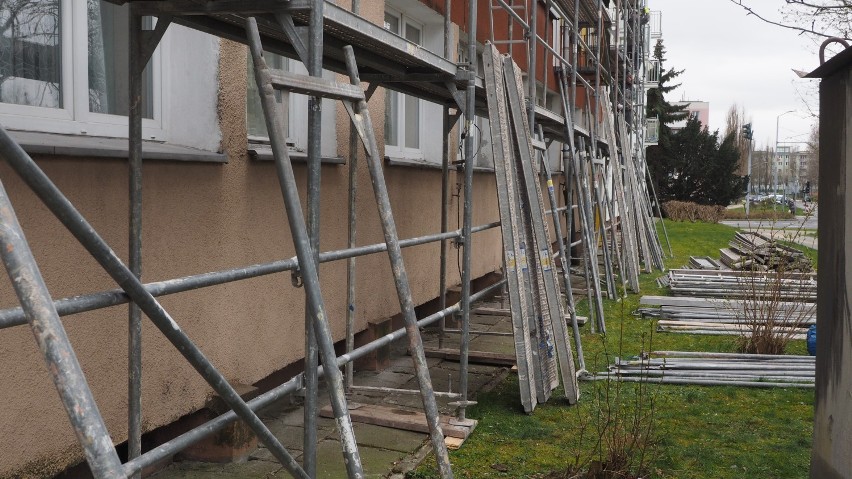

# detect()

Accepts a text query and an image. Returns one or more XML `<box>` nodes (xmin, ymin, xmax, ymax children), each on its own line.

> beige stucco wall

<box><xmin>0</xmin><ymin>2</ymin><xmax>501</xmax><ymax>477</ymax></box>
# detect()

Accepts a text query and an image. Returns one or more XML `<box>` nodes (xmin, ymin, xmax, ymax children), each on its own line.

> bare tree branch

<box><xmin>729</xmin><ymin>0</ymin><xmax>851</xmax><ymax>40</ymax></box>
<box><xmin>785</xmin><ymin>0</ymin><xmax>851</xmax><ymax>10</ymax></box>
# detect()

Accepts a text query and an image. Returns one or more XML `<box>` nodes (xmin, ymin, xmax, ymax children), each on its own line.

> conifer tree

<box><xmin>645</xmin><ymin>39</ymin><xmax>688</xmax><ymax>199</ymax></box>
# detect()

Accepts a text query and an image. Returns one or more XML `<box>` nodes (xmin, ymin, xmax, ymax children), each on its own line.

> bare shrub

<box><xmin>554</xmin><ymin>315</ymin><xmax>659</xmax><ymax>479</ymax></box>
<box><xmin>662</xmin><ymin>201</ymin><xmax>726</xmax><ymax>223</ymax></box>
<box><xmin>728</xmin><ymin>213</ymin><xmax>817</xmax><ymax>354</ymax></box>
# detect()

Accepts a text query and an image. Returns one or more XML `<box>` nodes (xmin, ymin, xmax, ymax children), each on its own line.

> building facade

<box><xmin>0</xmin><ymin>0</ymin><xmax>652</xmax><ymax>476</ymax></box>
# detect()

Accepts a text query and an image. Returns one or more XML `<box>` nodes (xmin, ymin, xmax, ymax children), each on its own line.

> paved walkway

<box><xmin>721</xmin><ymin>204</ymin><xmax>818</xmax><ymax>250</ymax></box>
<box><xmin>152</xmin><ymin>298</ymin><xmax>513</xmax><ymax>479</ymax></box>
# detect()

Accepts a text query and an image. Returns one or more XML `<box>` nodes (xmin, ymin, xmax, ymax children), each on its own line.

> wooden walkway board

<box><xmin>423</xmin><ymin>347</ymin><xmax>516</xmax><ymax>367</ymax></box>
<box><xmin>319</xmin><ymin>403</ymin><xmax>477</xmax><ymax>441</ymax></box>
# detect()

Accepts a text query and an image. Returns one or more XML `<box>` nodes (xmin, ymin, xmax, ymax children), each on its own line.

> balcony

<box><xmin>645</xmin><ymin>59</ymin><xmax>661</xmax><ymax>87</ymax></box>
<box><xmin>645</xmin><ymin>117</ymin><xmax>660</xmax><ymax>145</ymax></box>
<box><xmin>649</xmin><ymin>10</ymin><xmax>662</xmax><ymax>38</ymax></box>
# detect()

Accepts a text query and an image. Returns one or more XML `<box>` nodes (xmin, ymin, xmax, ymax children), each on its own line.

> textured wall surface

<box><xmin>0</xmin><ymin>3</ymin><xmax>502</xmax><ymax>476</ymax></box>
<box><xmin>811</xmin><ymin>66</ymin><xmax>852</xmax><ymax>479</ymax></box>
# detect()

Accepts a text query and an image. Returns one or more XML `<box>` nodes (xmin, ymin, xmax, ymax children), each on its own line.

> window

<box><xmin>384</xmin><ymin>9</ymin><xmax>422</xmax><ymax>159</ymax></box>
<box><xmin>246</xmin><ymin>52</ymin><xmax>288</xmax><ymax>141</ymax></box>
<box><xmin>245</xmin><ymin>52</ymin><xmax>338</xmax><ymax>158</ymax></box>
<box><xmin>0</xmin><ymin>0</ymin><xmax>163</xmax><ymax>139</ymax></box>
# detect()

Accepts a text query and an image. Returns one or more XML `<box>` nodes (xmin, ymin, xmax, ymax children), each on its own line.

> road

<box><xmin>720</xmin><ymin>202</ymin><xmax>818</xmax><ymax>250</ymax></box>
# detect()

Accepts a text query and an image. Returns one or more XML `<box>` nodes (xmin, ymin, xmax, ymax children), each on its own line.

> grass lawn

<box><xmin>724</xmin><ymin>205</ymin><xmax>806</xmax><ymax>220</ymax></box>
<box><xmin>410</xmin><ymin>220</ymin><xmax>814</xmax><ymax>479</ymax></box>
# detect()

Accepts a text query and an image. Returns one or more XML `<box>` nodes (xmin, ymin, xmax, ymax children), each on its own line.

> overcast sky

<box><xmin>648</xmin><ymin>0</ymin><xmax>823</xmax><ymax>149</ymax></box>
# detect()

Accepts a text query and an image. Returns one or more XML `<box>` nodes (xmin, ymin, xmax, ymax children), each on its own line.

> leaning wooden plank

<box><xmin>473</xmin><ymin>307</ymin><xmax>512</xmax><ymax>316</ymax></box>
<box><xmin>504</xmin><ymin>56</ymin><xmax>578</xmax><ymax>403</ymax></box>
<box><xmin>422</xmin><ymin>347</ymin><xmax>516</xmax><ymax>367</ymax></box>
<box><xmin>504</xmin><ymin>60</ymin><xmax>559</xmax><ymax>397</ymax></box>
<box><xmin>482</xmin><ymin>44</ymin><xmax>537</xmax><ymax>413</ymax></box>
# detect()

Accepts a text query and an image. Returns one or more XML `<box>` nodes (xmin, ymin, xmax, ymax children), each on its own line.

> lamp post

<box><xmin>743</xmin><ymin>123</ymin><xmax>754</xmax><ymax>217</ymax></box>
<box><xmin>775</xmin><ymin>110</ymin><xmax>795</xmax><ymax>210</ymax></box>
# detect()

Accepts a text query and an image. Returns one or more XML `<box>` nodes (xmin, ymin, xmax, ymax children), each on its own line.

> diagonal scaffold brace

<box><xmin>245</xmin><ymin>16</ymin><xmax>365</xmax><ymax>479</ymax></box>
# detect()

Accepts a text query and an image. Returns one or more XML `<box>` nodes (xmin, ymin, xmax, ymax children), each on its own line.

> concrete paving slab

<box><xmin>260</xmin><ymin>423</ymin><xmax>305</xmax><ymax>452</ymax></box>
<box><xmin>149</xmin><ymin>295</ymin><xmax>515</xmax><ymax>479</ymax></box>
<box><xmin>351</xmin><ymin>422</ymin><xmax>428</xmax><ymax>452</ymax></box>
<box><xmin>469</xmin><ymin>314</ymin><xmax>504</xmax><ymax>325</ymax></box>
<box><xmin>315</xmin><ymin>439</ymin><xmax>407</xmax><ymax>479</ymax></box>
<box><xmin>356</xmin><ymin>370</ymin><xmax>415</xmax><ymax>388</ymax></box>
<box><xmin>153</xmin><ymin>458</ymin><xmax>284</xmax><ymax>478</ymax></box>
<box><xmin>470</xmin><ymin>335</ymin><xmax>516</xmax><ymax>354</ymax></box>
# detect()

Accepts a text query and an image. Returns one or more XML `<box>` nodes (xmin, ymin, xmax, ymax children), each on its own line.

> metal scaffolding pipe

<box><xmin>457</xmin><ymin>0</ymin><xmax>479</xmax><ymax>427</ymax></box>
<box><xmin>439</xmin><ymin>108</ymin><xmax>451</xmax><ymax>350</ymax></box>
<box><xmin>351</xmin><ymin>386</ymin><xmax>462</xmax><ymax>398</ymax></box>
<box><xmin>303</xmin><ymin>1</ymin><xmax>325</xmax><ymax>473</ymax></box>
<box><xmin>254</xmin><ymin>17</ymin><xmax>365</xmax><ymax>477</ymax></box>
<box><xmin>343</xmin><ymin>45</ymin><xmax>453</xmax><ymax>479</ymax></box>
<box><xmin>122</xmin><ymin>279</ymin><xmax>503</xmax><ymax>476</ymax></box>
<box><xmin>0</xmin><ymin>122</ymin><xmax>313</xmax><ymax>479</ymax></box>
<box><xmin>127</xmin><ymin>10</ymin><xmax>145</xmax><ymax>478</ymax></box>
<box><xmin>591</xmin><ymin>375</ymin><xmax>814</xmax><ymax>389</ymax></box>
<box><xmin>0</xmin><ymin>222</ymin><xmax>500</xmax><ymax>329</ymax></box>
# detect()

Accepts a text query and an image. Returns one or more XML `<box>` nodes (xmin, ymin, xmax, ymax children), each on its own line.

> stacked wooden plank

<box><xmin>594</xmin><ymin>351</ymin><xmax>814</xmax><ymax>388</ymax></box>
<box><xmin>482</xmin><ymin>44</ymin><xmax>578</xmax><ymax>413</ymax></box>
<box><xmin>721</xmin><ymin>231</ymin><xmax>813</xmax><ymax>272</ymax></box>
<box><xmin>688</xmin><ymin>256</ymin><xmax>722</xmax><ymax>270</ymax></box>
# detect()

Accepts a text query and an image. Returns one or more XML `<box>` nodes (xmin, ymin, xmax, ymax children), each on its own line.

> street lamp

<box><xmin>775</xmin><ymin>110</ymin><xmax>796</xmax><ymax>209</ymax></box>
<box><xmin>743</xmin><ymin>123</ymin><xmax>754</xmax><ymax>216</ymax></box>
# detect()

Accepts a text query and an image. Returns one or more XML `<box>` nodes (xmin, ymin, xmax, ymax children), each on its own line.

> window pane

<box><xmin>384</xmin><ymin>90</ymin><xmax>398</xmax><ymax>146</ymax></box>
<box><xmin>0</xmin><ymin>0</ymin><xmax>62</xmax><ymax>108</ymax></box>
<box><xmin>384</xmin><ymin>13</ymin><xmax>399</xmax><ymax>34</ymax></box>
<box><xmin>89</xmin><ymin>1</ymin><xmax>153</xmax><ymax>118</ymax></box>
<box><xmin>404</xmin><ymin>93</ymin><xmax>418</xmax><ymax>149</ymax></box>
<box><xmin>246</xmin><ymin>53</ymin><xmax>287</xmax><ymax>138</ymax></box>
<box><xmin>404</xmin><ymin>23</ymin><xmax>421</xmax><ymax>45</ymax></box>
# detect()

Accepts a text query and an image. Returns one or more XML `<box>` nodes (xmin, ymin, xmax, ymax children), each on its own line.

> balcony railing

<box><xmin>649</xmin><ymin>11</ymin><xmax>662</xmax><ymax>38</ymax></box>
<box><xmin>645</xmin><ymin>117</ymin><xmax>660</xmax><ymax>145</ymax></box>
<box><xmin>645</xmin><ymin>59</ymin><xmax>660</xmax><ymax>86</ymax></box>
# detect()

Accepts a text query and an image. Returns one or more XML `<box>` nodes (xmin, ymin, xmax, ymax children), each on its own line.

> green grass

<box><xmin>409</xmin><ymin>220</ymin><xmax>815</xmax><ymax>479</ymax></box>
<box><xmin>724</xmin><ymin>205</ymin><xmax>804</xmax><ymax>220</ymax></box>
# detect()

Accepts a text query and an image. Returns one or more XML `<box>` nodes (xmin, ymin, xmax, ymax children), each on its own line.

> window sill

<box><xmin>248</xmin><ymin>143</ymin><xmax>345</xmax><ymax>165</ymax></box>
<box><xmin>10</xmin><ymin>131</ymin><xmax>227</xmax><ymax>163</ymax></box>
<box><xmin>385</xmin><ymin>156</ymin><xmax>495</xmax><ymax>174</ymax></box>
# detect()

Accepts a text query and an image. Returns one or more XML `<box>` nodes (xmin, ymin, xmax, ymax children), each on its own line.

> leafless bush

<box><xmin>662</xmin><ymin>201</ymin><xmax>726</xmax><ymax>223</ymax></box>
<box><xmin>554</xmin><ymin>313</ymin><xmax>659</xmax><ymax>479</ymax></box>
<box><xmin>728</xmin><ymin>214</ymin><xmax>816</xmax><ymax>354</ymax></box>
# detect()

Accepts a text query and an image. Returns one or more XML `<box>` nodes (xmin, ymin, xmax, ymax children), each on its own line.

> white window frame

<box><xmin>383</xmin><ymin>8</ymin><xmax>424</xmax><ymax>161</ymax></box>
<box><xmin>0</xmin><ymin>0</ymin><xmax>166</xmax><ymax>140</ymax></box>
<box><xmin>245</xmin><ymin>53</ymin><xmax>338</xmax><ymax>158</ymax></box>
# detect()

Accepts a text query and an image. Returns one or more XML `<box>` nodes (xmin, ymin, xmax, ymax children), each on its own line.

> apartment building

<box><xmin>0</xmin><ymin>0</ymin><xmax>652</xmax><ymax>476</ymax></box>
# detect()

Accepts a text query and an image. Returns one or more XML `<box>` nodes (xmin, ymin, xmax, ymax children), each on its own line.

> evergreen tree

<box><xmin>664</xmin><ymin>116</ymin><xmax>748</xmax><ymax>205</ymax></box>
<box><xmin>645</xmin><ymin>39</ymin><xmax>688</xmax><ymax>199</ymax></box>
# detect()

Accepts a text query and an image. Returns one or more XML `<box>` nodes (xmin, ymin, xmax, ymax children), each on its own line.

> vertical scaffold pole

<box><xmin>128</xmin><ymin>10</ymin><xmax>144</xmax><ymax>477</ymax></box>
<box><xmin>439</xmin><ymin>0</ymin><xmax>452</xmax><ymax>350</ymax></box>
<box><xmin>342</xmin><ymin>46</ymin><xmax>454</xmax><ymax>479</ymax></box>
<box><xmin>458</xmin><ymin>0</ymin><xmax>478</xmax><ymax>424</ymax></box>
<box><xmin>304</xmin><ymin>1</ymin><xmax>324</xmax><ymax>475</ymax></box>
<box><xmin>247</xmin><ymin>19</ymin><xmax>363</xmax><ymax>478</ymax></box>
<box><xmin>0</xmin><ymin>180</ymin><xmax>125</xmax><ymax>479</ymax></box>
<box><xmin>345</xmin><ymin>0</ymin><xmax>360</xmax><ymax>393</ymax></box>
<box><xmin>439</xmin><ymin>106</ymin><xmax>450</xmax><ymax>350</ymax></box>
<box><xmin>527</xmin><ymin>0</ymin><xmax>537</xmax><ymax>132</ymax></box>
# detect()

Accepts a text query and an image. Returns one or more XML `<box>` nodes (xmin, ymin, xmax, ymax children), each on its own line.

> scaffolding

<box><xmin>0</xmin><ymin>0</ymin><xmax>665</xmax><ymax>478</ymax></box>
